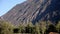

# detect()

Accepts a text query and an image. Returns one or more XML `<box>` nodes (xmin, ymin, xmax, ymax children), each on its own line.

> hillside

<box><xmin>2</xmin><ymin>0</ymin><xmax>60</xmax><ymax>25</ymax></box>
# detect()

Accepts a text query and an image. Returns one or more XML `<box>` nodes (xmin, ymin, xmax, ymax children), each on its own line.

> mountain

<box><xmin>0</xmin><ymin>17</ymin><xmax>1</xmax><ymax>20</ymax></box>
<box><xmin>2</xmin><ymin>0</ymin><xmax>60</xmax><ymax>25</ymax></box>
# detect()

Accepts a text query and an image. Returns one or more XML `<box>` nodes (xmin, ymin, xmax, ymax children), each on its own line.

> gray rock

<box><xmin>2</xmin><ymin>0</ymin><xmax>60</xmax><ymax>25</ymax></box>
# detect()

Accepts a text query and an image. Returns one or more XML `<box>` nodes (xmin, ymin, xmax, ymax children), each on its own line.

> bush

<box><xmin>24</xmin><ymin>22</ymin><xmax>34</xmax><ymax>33</ymax></box>
<box><xmin>35</xmin><ymin>23</ymin><xmax>41</xmax><ymax>34</ymax></box>
<box><xmin>56</xmin><ymin>21</ymin><xmax>60</xmax><ymax>33</ymax></box>
<box><xmin>18</xmin><ymin>23</ymin><xmax>25</xmax><ymax>33</ymax></box>
<box><xmin>0</xmin><ymin>20</ymin><xmax>14</xmax><ymax>34</ymax></box>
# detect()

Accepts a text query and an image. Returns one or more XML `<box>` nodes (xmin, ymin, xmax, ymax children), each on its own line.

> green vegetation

<box><xmin>56</xmin><ymin>21</ymin><xmax>60</xmax><ymax>33</ymax></box>
<box><xmin>0</xmin><ymin>20</ymin><xmax>14</xmax><ymax>34</ymax></box>
<box><xmin>0</xmin><ymin>20</ymin><xmax>60</xmax><ymax>34</ymax></box>
<box><xmin>35</xmin><ymin>23</ymin><xmax>41</xmax><ymax>34</ymax></box>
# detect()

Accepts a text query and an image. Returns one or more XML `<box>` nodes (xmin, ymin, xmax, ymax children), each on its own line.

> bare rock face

<box><xmin>2</xmin><ymin>0</ymin><xmax>60</xmax><ymax>25</ymax></box>
<box><xmin>0</xmin><ymin>17</ymin><xmax>3</xmax><ymax>20</ymax></box>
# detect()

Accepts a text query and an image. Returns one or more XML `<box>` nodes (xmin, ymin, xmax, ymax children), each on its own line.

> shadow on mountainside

<box><xmin>32</xmin><ymin>0</ymin><xmax>60</xmax><ymax>24</ymax></box>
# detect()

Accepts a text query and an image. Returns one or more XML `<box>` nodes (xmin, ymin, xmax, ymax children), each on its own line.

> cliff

<box><xmin>2</xmin><ymin>0</ymin><xmax>60</xmax><ymax>25</ymax></box>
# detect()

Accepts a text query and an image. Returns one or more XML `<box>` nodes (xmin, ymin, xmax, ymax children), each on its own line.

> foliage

<box><xmin>25</xmin><ymin>22</ymin><xmax>34</xmax><ymax>33</ymax></box>
<box><xmin>18</xmin><ymin>23</ymin><xmax>25</xmax><ymax>33</ymax></box>
<box><xmin>56</xmin><ymin>21</ymin><xmax>60</xmax><ymax>32</ymax></box>
<box><xmin>0</xmin><ymin>20</ymin><xmax>59</xmax><ymax>34</ymax></box>
<box><xmin>0</xmin><ymin>20</ymin><xmax>14</xmax><ymax>34</ymax></box>
<box><xmin>39</xmin><ymin>21</ymin><xmax>47</xmax><ymax>34</ymax></box>
<box><xmin>35</xmin><ymin>23</ymin><xmax>41</xmax><ymax>34</ymax></box>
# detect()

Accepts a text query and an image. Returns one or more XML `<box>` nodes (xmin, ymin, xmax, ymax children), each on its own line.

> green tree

<box><xmin>56</xmin><ymin>21</ymin><xmax>60</xmax><ymax>32</ymax></box>
<box><xmin>39</xmin><ymin>21</ymin><xmax>47</xmax><ymax>34</ymax></box>
<box><xmin>35</xmin><ymin>23</ymin><xmax>41</xmax><ymax>34</ymax></box>
<box><xmin>18</xmin><ymin>23</ymin><xmax>25</xmax><ymax>33</ymax></box>
<box><xmin>0</xmin><ymin>20</ymin><xmax>14</xmax><ymax>34</ymax></box>
<box><xmin>26</xmin><ymin>22</ymin><xmax>34</xmax><ymax>33</ymax></box>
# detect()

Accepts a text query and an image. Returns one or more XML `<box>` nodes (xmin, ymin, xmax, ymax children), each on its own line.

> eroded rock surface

<box><xmin>2</xmin><ymin>0</ymin><xmax>60</xmax><ymax>25</ymax></box>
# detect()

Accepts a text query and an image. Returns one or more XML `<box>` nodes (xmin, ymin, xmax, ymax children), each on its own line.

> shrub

<box><xmin>0</xmin><ymin>20</ymin><xmax>14</xmax><ymax>34</ymax></box>
<box><xmin>56</xmin><ymin>21</ymin><xmax>60</xmax><ymax>33</ymax></box>
<box><xmin>35</xmin><ymin>23</ymin><xmax>41</xmax><ymax>34</ymax></box>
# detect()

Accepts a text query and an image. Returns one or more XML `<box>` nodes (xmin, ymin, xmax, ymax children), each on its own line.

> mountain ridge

<box><xmin>2</xmin><ymin>0</ymin><xmax>60</xmax><ymax>25</ymax></box>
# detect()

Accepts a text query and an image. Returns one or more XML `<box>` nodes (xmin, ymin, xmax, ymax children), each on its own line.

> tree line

<box><xmin>0</xmin><ymin>20</ymin><xmax>60</xmax><ymax>34</ymax></box>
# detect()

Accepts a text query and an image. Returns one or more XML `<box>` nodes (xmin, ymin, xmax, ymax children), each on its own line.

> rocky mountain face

<box><xmin>2</xmin><ymin>0</ymin><xmax>60</xmax><ymax>25</ymax></box>
<box><xmin>0</xmin><ymin>17</ymin><xmax>2</xmax><ymax>20</ymax></box>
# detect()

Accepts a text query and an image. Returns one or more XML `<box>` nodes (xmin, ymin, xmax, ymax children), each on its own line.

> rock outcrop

<box><xmin>2</xmin><ymin>0</ymin><xmax>60</xmax><ymax>25</ymax></box>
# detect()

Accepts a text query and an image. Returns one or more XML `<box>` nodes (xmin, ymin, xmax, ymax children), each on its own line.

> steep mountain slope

<box><xmin>2</xmin><ymin>0</ymin><xmax>60</xmax><ymax>25</ymax></box>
